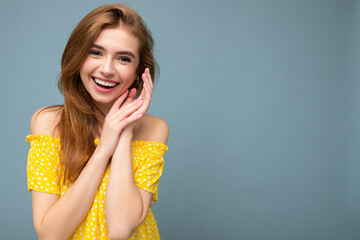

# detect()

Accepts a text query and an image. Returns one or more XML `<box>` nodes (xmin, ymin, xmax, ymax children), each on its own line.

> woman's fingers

<box><xmin>139</xmin><ymin>86</ymin><xmax>151</xmax><ymax>112</ymax></box>
<box><xmin>117</xmin><ymin>110</ymin><xmax>143</xmax><ymax>129</ymax></box>
<box><xmin>123</xmin><ymin>88</ymin><xmax>137</xmax><ymax>106</ymax></box>
<box><xmin>141</xmin><ymin>69</ymin><xmax>153</xmax><ymax>98</ymax></box>
<box><xmin>111</xmin><ymin>97</ymin><xmax>143</xmax><ymax>122</ymax></box>
<box><xmin>138</xmin><ymin>80</ymin><xmax>146</xmax><ymax>100</ymax></box>
<box><xmin>145</xmin><ymin>68</ymin><xmax>153</xmax><ymax>92</ymax></box>
<box><xmin>108</xmin><ymin>89</ymin><xmax>129</xmax><ymax>115</ymax></box>
<box><xmin>101</xmin><ymin>94</ymin><xmax>142</xmax><ymax>142</ymax></box>
<box><xmin>138</xmin><ymin>68</ymin><xmax>152</xmax><ymax>99</ymax></box>
<box><xmin>107</xmin><ymin>68</ymin><xmax>152</xmax><ymax>126</ymax></box>
<box><xmin>108</xmin><ymin>87</ymin><xmax>136</xmax><ymax>121</ymax></box>
<box><xmin>135</xmin><ymin>68</ymin><xmax>153</xmax><ymax>115</ymax></box>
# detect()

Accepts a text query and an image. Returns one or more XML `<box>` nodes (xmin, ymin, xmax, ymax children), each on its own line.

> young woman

<box><xmin>26</xmin><ymin>4</ymin><xmax>168</xmax><ymax>240</ymax></box>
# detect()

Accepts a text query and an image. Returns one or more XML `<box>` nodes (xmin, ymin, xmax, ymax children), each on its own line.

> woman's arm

<box><xmin>105</xmin><ymin>68</ymin><xmax>169</xmax><ymax>240</ymax></box>
<box><xmin>32</xmin><ymin>149</ymin><xmax>109</xmax><ymax>240</ymax></box>
<box><xmin>30</xmin><ymin>108</ymin><xmax>111</xmax><ymax>240</ymax></box>
<box><xmin>31</xmin><ymin>91</ymin><xmax>144</xmax><ymax>240</ymax></box>
<box><xmin>105</xmin><ymin>118</ymin><xmax>169</xmax><ymax>240</ymax></box>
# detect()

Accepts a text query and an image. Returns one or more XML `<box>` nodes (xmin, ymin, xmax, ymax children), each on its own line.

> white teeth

<box><xmin>94</xmin><ymin>78</ymin><xmax>117</xmax><ymax>87</ymax></box>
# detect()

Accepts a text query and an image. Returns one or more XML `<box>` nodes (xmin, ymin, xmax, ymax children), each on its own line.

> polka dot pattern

<box><xmin>132</xmin><ymin>141</ymin><xmax>167</xmax><ymax>202</ymax></box>
<box><xmin>26</xmin><ymin>135</ymin><xmax>61</xmax><ymax>194</ymax></box>
<box><xmin>26</xmin><ymin>134</ymin><xmax>168</xmax><ymax>240</ymax></box>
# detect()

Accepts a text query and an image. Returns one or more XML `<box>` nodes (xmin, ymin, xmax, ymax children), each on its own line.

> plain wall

<box><xmin>346</xmin><ymin>0</ymin><xmax>360</xmax><ymax>231</ymax></box>
<box><xmin>0</xmin><ymin>0</ymin><xmax>359</xmax><ymax>239</ymax></box>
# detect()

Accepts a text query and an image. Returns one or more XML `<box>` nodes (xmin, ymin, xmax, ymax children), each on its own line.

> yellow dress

<box><xmin>26</xmin><ymin>134</ymin><xmax>168</xmax><ymax>240</ymax></box>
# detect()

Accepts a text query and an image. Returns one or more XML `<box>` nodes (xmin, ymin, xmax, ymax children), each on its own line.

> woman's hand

<box><xmin>97</xmin><ymin>89</ymin><xmax>144</xmax><ymax>158</ymax></box>
<box><xmin>122</xmin><ymin>68</ymin><xmax>154</xmax><ymax>134</ymax></box>
<box><xmin>137</xmin><ymin>68</ymin><xmax>154</xmax><ymax>115</ymax></box>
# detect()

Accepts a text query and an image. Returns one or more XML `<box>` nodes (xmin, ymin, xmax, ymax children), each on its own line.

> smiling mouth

<box><xmin>92</xmin><ymin>77</ymin><xmax>119</xmax><ymax>89</ymax></box>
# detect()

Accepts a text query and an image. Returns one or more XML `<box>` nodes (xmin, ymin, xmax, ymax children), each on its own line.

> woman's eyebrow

<box><xmin>92</xmin><ymin>43</ymin><xmax>136</xmax><ymax>58</ymax></box>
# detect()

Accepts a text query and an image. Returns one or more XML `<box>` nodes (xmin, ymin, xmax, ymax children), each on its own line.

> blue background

<box><xmin>0</xmin><ymin>0</ymin><xmax>359</xmax><ymax>239</ymax></box>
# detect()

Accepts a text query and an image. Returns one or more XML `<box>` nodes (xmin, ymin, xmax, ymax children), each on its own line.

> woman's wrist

<box><xmin>112</xmin><ymin>129</ymin><xmax>133</xmax><ymax>157</ymax></box>
<box><xmin>93</xmin><ymin>143</ymin><xmax>113</xmax><ymax>161</ymax></box>
<box><xmin>119</xmin><ymin>128</ymin><xmax>134</xmax><ymax>142</ymax></box>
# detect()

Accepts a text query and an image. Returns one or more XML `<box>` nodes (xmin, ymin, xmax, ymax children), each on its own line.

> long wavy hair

<box><xmin>57</xmin><ymin>4</ymin><xmax>158</xmax><ymax>183</ymax></box>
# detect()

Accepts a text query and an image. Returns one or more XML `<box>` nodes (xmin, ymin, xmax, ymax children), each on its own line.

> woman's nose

<box><xmin>100</xmin><ymin>57</ymin><xmax>115</xmax><ymax>76</ymax></box>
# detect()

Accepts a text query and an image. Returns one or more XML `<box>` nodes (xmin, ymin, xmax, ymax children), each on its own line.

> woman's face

<box><xmin>80</xmin><ymin>25</ymin><xmax>140</xmax><ymax>110</ymax></box>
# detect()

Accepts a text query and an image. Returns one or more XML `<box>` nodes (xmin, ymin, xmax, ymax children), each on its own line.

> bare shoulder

<box><xmin>133</xmin><ymin>114</ymin><xmax>169</xmax><ymax>145</ymax></box>
<box><xmin>30</xmin><ymin>106</ymin><xmax>62</xmax><ymax>137</ymax></box>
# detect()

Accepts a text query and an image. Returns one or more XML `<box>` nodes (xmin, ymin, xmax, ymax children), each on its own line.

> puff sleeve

<box><xmin>132</xmin><ymin>141</ymin><xmax>168</xmax><ymax>202</ymax></box>
<box><xmin>26</xmin><ymin>135</ymin><xmax>61</xmax><ymax>194</ymax></box>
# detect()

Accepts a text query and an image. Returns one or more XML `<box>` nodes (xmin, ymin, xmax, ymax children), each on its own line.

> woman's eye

<box><xmin>89</xmin><ymin>50</ymin><xmax>101</xmax><ymax>56</ymax></box>
<box><xmin>119</xmin><ymin>57</ymin><xmax>131</xmax><ymax>62</ymax></box>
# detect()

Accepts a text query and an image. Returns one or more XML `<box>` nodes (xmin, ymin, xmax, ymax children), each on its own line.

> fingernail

<box><xmin>138</xmin><ymin>100</ymin><xmax>143</xmax><ymax>105</ymax></box>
